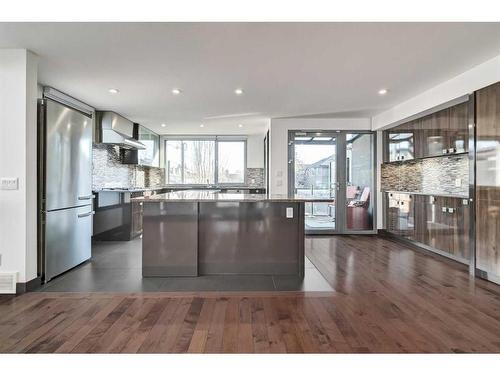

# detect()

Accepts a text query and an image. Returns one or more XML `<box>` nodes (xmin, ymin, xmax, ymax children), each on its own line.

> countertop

<box><xmin>94</xmin><ymin>186</ymin><xmax>266</xmax><ymax>193</ymax></box>
<box><xmin>383</xmin><ymin>190</ymin><xmax>469</xmax><ymax>199</ymax></box>
<box><xmin>132</xmin><ymin>190</ymin><xmax>335</xmax><ymax>203</ymax></box>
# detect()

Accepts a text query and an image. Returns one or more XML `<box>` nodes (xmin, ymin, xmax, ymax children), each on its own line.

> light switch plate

<box><xmin>286</xmin><ymin>207</ymin><xmax>294</xmax><ymax>218</ymax></box>
<box><xmin>455</xmin><ymin>178</ymin><xmax>462</xmax><ymax>187</ymax></box>
<box><xmin>1</xmin><ymin>177</ymin><xmax>19</xmax><ymax>190</ymax></box>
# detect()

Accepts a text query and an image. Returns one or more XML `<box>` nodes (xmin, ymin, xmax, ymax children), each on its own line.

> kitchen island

<box><xmin>133</xmin><ymin>191</ymin><xmax>308</xmax><ymax>278</ymax></box>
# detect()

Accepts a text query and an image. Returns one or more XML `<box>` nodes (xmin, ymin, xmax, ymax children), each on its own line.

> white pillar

<box><xmin>0</xmin><ymin>49</ymin><xmax>39</xmax><ymax>284</ymax></box>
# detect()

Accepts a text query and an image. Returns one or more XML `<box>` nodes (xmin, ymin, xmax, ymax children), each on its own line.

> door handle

<box><xmin>78</xmin><ymin>210</ymin><xmax>95</xmax><ymax>218</ymax></box>
<box><xmin>78</xmin><ymin>195</ymin><xmax>94</xmax><ymax>200</ymax></box>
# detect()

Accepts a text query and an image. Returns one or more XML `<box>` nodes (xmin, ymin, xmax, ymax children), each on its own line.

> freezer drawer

<box><xmin>44</xmin><ymin>205</ymin><xmax>92</xmax><ymax>281</ymax></box>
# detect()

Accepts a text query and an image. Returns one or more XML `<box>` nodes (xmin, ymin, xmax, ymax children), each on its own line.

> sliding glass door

<box><xmin>288</xmin><ymin>131</ymin><xmax>376</xmax><ymax>234</ymax></box>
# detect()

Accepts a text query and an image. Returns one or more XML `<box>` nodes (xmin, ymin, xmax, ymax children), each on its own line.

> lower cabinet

<box><xmin>385</xmin><ymin>192</ymin><xmax>470</xmax><ymax>263</ymax></box>
<box><xmin>385</xmin><ymin>193</ymin><xmax>415</xmax><ymax>240</ymax></box>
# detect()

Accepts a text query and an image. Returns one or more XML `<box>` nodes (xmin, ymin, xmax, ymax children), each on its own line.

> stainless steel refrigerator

<box><xmin>38</xmin><ymin>88</ymin><xmax>94</xmax><ymax>282</ymax></box>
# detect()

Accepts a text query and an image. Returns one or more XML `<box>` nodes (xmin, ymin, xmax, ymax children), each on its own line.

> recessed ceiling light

<box><xmin>161</xmin><ymin>123</ymin><xmax>166</xmax><ymax>127</ymax></box>
<box><xmin>200</xmin><ymin>124</ymin><xmax>204</xmax><ymax>128</ymax></box>
<box><xmin>172</xmin><ymin>88</ymin><xmax>182</xmax><ymax>95</ymax></box>
<box><xmin>238</xmin><ymin>124</ymin><xmax>243</xmax><ymax>128</ymax></box>
<box><xmin>108</xmin><ymin>88</ymin><xmax>119</xmax><ymax>94</ymax></box>
<box><xmin>234</xmin><ymin>88</ymin><xmax>244</xmax><ymax>95</ymax></box>
<box><xmin>378</xmin><ymin>88</ymin><xmax>388</xmax><ymax>95</ymax></box>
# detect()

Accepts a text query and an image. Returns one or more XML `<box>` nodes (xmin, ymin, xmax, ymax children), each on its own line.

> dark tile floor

<box><xmin>36</xmin><ymin>238</ymin><xmax>333</xmax><ymax>292</ymax></box>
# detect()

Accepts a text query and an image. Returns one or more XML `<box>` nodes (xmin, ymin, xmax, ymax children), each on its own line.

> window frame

<box><xmin>163</xmin><ymin>136</ymin><xmax>247</xmax><ymax>187</ymax></box>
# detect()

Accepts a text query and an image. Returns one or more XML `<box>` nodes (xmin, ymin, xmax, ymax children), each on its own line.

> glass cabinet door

<box><xmin>138</xmin><ymin>125</ymin><xmax>160</xmax><ymax>167</ymax></box>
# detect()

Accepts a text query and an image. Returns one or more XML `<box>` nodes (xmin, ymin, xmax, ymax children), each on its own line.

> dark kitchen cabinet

<box><xmin>385</xmin><ymin>193</ymin><xmax>470</xmax><ymax>263</ymax></box>
<box><xmin>385</xmin><ymin>193</ymin><xmax>415</xmax><ymax>239</ymax></box>
<box><xmin>424</xmin><ymin>196</ymin><xmax>451</xmax><ymax>253</ymax></box>
<box><xmin>131</xmin><ymin>200</ymin><xmax>143</xmax><ymax>238</ymax></box>
<box><xmin>386</xmin><ymin>192</ymin><xmax>400</xmax><ymax>235</ymax></box>
<box><xmin>448</xmin><ymin>102</ymin><xmax>468</xmax><ymax>154</ymax></box>
<box><xmin>399</xmin><ymin>193</ymin><xmax>415</xmax><ymax>240</ymax></box>
<box><xmin>386</xmin><ymin>124</ymin><xmax>415</xmax><ymax>162</ymax></box>
<box><xmin>475</xmin><ymin>81</ymin><xmax>500</xmax><ymax>281</ymax></box>
<box><xmin>448</xmin><ymin>197</ymin><xmax>470</xmax><ymax>260</ymax></box>
<box><xmin>384</xmin><ymin>102</ymin><xmax>469</xmax><ymax>161</ymax></box>
<box><xmin>419</xmin><ymin>109</ymin><xmax>449</xmax><ymax>158</ymax></box>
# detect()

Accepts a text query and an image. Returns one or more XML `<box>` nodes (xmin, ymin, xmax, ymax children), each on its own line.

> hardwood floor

<box><xmin>1</xmin><ymin>235</ymin><xmax>500</xmax><ymax>353</ymax></box>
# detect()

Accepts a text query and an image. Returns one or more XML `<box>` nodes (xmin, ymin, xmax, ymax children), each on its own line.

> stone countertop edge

<box><xmin>382</xmin><ymin>190</ymin><xmax>469</xmax><ymax>199</ymax></box>
<box><xmin>93</xmin><ymin>186</ymin><xmax>266</xmax><ymax>193</ymax></box>
<box><xmin>132</xmin><ymin>192</ymin><xmax>336</xmax><ymax>203</ymax></box>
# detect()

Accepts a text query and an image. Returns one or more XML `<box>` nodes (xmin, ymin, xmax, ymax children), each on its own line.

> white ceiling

<box><xmin>1</xmin><ymin>22</ymin><xmax>500</xmax><ymax>134</ymax></box>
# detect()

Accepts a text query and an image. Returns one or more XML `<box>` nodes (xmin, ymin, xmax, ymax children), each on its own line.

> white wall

<box><xmin>0</xmin><ymin>49</ymin><xmax>38</xmax><ymax>284</ymax></box>
<box><xmin>372</xmin><ymin>53</ymin><xmax>500</xmax><ymax>130</ymax></box>
<box><xmin>269</xmin><ymin>118</ymin><xmax>371</xmax><ymax>195</ymax></box>
<box><xmin>246</xmin><ymin>134</ymin><xmax>264</xmax><ymax>168</ymax></box>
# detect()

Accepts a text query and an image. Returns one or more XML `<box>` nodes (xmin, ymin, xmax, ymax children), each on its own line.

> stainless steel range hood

<box><xmin>96</xmin><ymin>111</ymin><xmax>146</xmax><ymax>150</ymax></box>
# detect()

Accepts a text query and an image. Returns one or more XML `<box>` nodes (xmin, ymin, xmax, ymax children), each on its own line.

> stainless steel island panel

<box><xmin>142</xmin><ymin>202</ymin><xmax>198</xmax><ymax>276</ymax></box>
<box><xmin>198</xmin><ymin>201</ymin><xmax>304</xmax><ymax>277</ymax></box>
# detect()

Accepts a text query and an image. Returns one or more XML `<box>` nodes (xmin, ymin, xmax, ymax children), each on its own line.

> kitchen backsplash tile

<box><xmin>381</xmin><ymin>154</ymin><xmax>468</xmax><ymax>197</ymax></box>
<box><xmin>246</xmin><ymin>168</ymin><xmax>264</xmax><ymax>187</ymax></box>
<box><xmin>92</xmin><ymin>144</ymin><xmax>164</xmax><ymax>190</ymax></box>
<box><xmin>93</xmin><ymin>144</ymin><xmax>263</xmax><ymax>190</ymax></box>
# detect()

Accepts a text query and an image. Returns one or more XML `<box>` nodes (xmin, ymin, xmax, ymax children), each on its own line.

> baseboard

<box><xmin>15</xmin><ymin>276</ymin><xmax>42</xmax><ymax>295</ymax></box>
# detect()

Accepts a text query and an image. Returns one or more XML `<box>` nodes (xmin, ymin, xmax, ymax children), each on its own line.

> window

<box><xmin>164</xmin><ymin>138</ymin><xmax>246</xmax><ymax>185</ymax></box>
<box><xmin>217</xmin><ymin>141</ymin><xmax>245</xmax><ymax>184</ymax></box>
<box><xmin>183</xmin><ymin>140</ymin><xmax>215</xmax><ymax>184</ymax></box>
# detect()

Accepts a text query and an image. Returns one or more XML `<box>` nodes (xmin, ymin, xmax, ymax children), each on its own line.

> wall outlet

<box><xmin>286</xmin><ymin>207</ymin><xmax>294</xmax><ymax>218</ymax></box>
<box><xmin>0</xmin><ymin>177</ymin><xmax>19</xmax><ymax>190</ymax></box>
<box><xmin>455</xmin><ymin>178</ymin><xmax>462</xmax><ymax>187</ymax></box>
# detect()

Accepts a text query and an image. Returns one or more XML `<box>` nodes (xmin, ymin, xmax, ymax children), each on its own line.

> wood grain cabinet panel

<box><xmin>476</xmin><ymin>81</ymin><xmax>500</xmax><ymax>279</ymax></box>
<box><xmin>425</xmin><ymin>196</ymin><xmax>451</xmax><ymax>253</ymax></box>
<box><xmin>421</xmin><ymin>110</ymin><xmax>448</xmax><ymax>158</ymax></box>
<box><xmin>385</xmin><ymin>193</ymin><xmax>470</xmax><ymax>263</ymax></box>
<box><xmin>385</xmin><ymin>192</ymin><xmax>400</xmax><ymax>235</ymax></box>
<box><xmin>449</xmin><ymin>197</ymin><xmax>470</xmax><ymax>261</ymax></box>
<box><xmin>413</xmin><ymin>194</ymin><xmax>428</xmax><ymax>244</ymax></box>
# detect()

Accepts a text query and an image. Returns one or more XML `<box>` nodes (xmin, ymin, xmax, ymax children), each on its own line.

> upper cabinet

<box><xmin>448</xmin><ymin>102</ymin><xmax>468</xmax><ymax>154</ymax></box>
<box><xmin>386</xmin><ymin>123</ymin><xmax>415</xmax><ymax>162</ymax></box>
<box><xmin>384</xmin><ymin>101</ymin><xmax>469</xmax><ymax>162</ymax></box>
<box><xmin>419</xmin><ymin>108</ymin><xmax>449</xmax><ymax>158</ymax></box>
<box><xmin>138</xmin><ymin>125</ymin><xmax>160</xmax><ymax>167</ymax></box>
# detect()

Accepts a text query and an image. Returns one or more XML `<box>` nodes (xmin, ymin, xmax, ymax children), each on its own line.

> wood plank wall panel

<box><xmin>476</xmin><ymin>82</ymin><xmax>500</xmax><ymax>279</ymax></box>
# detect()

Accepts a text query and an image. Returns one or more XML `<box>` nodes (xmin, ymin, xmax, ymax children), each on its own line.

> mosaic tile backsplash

<box><xmin>92</xmin><ymin>144</ymin><xmax>164</xmax><ymax>190</ymax></box>
<box><xmin>246</xmin><ymin>168</ymin><xmax>265</xmax><ymax>187</ymax></box>
<box><xmin>93</xmin><ymin>144</ymin><xmax>265</xmax><ymax>190</ymax></box>
<box><xmin>381</xmin><ymin>154</ymin><xmax>469</xmax><ymax>197</ymax></box>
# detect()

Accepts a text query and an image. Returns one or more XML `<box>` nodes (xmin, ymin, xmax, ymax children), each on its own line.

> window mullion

<box><xmin>214</xmin><ymin>140</ymin><xmax>219</xmax><ymax>185</ymax></box>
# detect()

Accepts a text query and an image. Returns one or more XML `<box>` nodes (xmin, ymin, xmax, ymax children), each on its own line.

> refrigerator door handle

<box><xmin>78</xmin><ymin>210</ymin><xmax>95</xmax><ymax>218</ymax></box>
<box><xmin>78</xmin><ymin>195</ymin><xmax>93</xmax><ymax>200</ymax></box>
